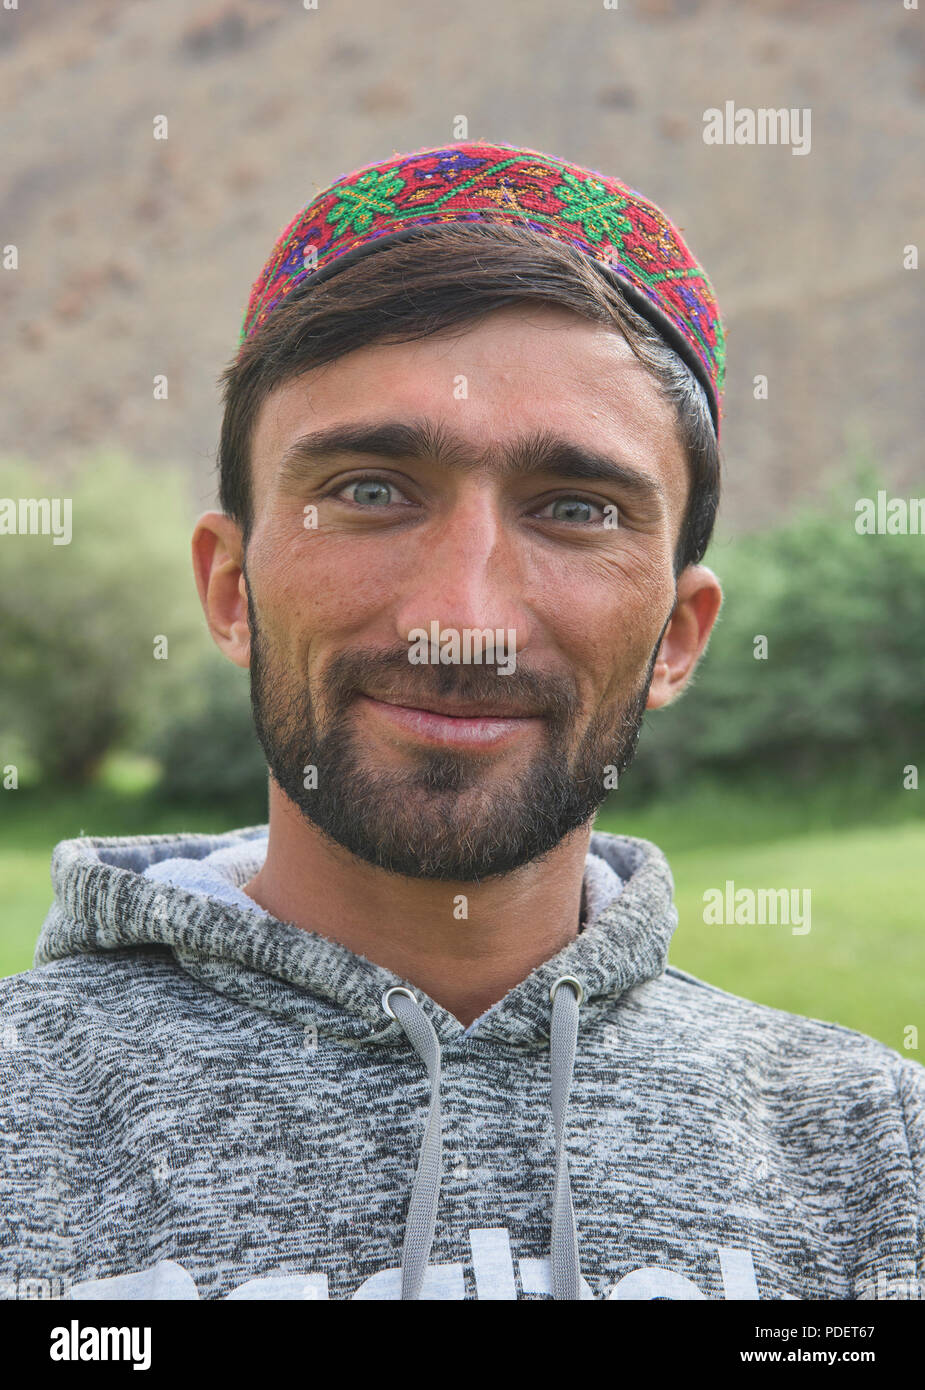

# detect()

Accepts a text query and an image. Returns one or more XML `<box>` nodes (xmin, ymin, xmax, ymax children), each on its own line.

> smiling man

<box><xmin>200</xmin><ymin>300</ymin><xmax>719</xmax><ymax>1028</ymax></box>
<box><xmin>1</xmin><ymin>141</ymin><xmax>923</xmax><ymax>1304</ymax></box>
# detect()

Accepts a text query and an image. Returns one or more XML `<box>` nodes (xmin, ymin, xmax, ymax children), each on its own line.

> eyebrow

<box><xmin>275</xmin><ymin>418</ymin><xmax>665</xmax><ymax>504</ymax></box>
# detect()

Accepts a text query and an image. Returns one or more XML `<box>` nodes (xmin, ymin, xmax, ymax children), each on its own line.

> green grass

<box><xmin>591</xmin><ymin>782</ymin><xmax>924</xmax><ymax>1052</ymax></box>
<box><xmin>1</xmin><ymin>766</ymin><xmax>922</xmax><ymax>1058</ymax></box>
<box><xmin>663</xmin><ymin>825</ymin><xmax>921</xmax><ymax>1052</ymax></box>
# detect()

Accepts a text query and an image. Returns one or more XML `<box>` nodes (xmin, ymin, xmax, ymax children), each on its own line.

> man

<box><xmin>1</xmin><ymin>141</ymin><xmax>922</xmax><ymax>1302</ymax></box>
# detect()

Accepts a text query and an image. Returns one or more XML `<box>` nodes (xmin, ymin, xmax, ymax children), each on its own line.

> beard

<box><xmin>246</xmin><ymin>580</ymin><xmax>663</xmax><ymax>882</ymax></box>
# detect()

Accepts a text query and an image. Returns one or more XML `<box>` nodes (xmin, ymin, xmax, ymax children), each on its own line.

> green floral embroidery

<box><xmin>553</xmin><ymin>171</ymin><xmax>634</xmax><ymax>248</ymax></box>
<box><xmin>327</xmin><ymin>169</ymin><xmax>407</xmax><ymax>236</ymax></box>
<box><xmin>713</xmin><ymin>316</ymin><xmax>727</xmax><ymax>394</ymax></box>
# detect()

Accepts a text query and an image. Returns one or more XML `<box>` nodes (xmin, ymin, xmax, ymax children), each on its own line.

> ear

<box><xmin>646</xmin><ymin>564</ymin><xmax>723</xmax><ymax>709</ymax></box>
<box><xmin>191</xmin><ymin>511</ymin><xmax>251</xmax><ymax>670</ymax></box>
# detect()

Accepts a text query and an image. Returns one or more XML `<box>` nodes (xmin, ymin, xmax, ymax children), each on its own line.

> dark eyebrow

<box><xmin>276</xmin><ymin>418</ymin><xmax>665</xmax><ymax>504</ymax></box>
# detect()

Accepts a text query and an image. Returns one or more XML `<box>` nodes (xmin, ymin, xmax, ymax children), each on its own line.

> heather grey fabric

<box><xmin>142</xmin><ymin>836</ymin><xmax>271</xmax><ymax>918</ymax></box>
<box><xmin>0</xmin><ymin>824</ymin><xmax>923</xmax><ymax>1302</ymax></box>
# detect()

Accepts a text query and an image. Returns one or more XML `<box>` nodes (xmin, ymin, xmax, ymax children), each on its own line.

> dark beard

<box><xmin>246</xmin><ymin>581</ymin><xmax>661</xmax><ymax>882</ymax></box>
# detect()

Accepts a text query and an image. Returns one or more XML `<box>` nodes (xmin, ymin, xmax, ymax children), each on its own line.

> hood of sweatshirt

<box><xmin>34</xmin><ymin>825</ymin><xmax>678</xmax><ymax>1052</ymax></box>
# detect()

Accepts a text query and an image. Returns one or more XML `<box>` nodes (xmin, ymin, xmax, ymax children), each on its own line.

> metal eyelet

<box><xmin>381</xmin><ymin>985</ymin><xmax>418</xmax><ymax>1019</ymax></box>
<box><xmin>549</xmin><ymin>974</ymin><xmax>584</xmax><ymax>1006</ymax></box>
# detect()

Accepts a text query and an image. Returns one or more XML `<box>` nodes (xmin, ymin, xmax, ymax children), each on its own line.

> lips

<box><xmin>364</xmin><ymin>693</ymin><xmax>538</xmax><ymax>720</ymax></box>
<box><xmin>354</xmin><ymin>692</ymin><xmax>543</xmax><ymax>748</ymax></box>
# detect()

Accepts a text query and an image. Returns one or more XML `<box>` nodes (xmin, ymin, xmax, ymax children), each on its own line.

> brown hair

<box><xmin>217</xmin><ymin>220</ymin><xmax>720</xmax><ymax>573</ymax></box>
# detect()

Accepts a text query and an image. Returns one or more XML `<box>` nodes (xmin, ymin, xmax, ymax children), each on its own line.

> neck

<box><xmin>242</xmin><ymin>781</ymin><xmax>592</xmax><ymax>1028</ymax></box>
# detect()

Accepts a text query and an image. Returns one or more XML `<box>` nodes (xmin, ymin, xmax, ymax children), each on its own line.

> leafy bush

<box><xmin>630</xmin><ymin>469</ymin><xmax>925</xmax><ymax>797</ymax></box>
<box><xmin>143</xmin><ymin>654</ymin><xmax>267</xmax><ymax>817</ymax></box>
<box><xmin>0</xmin><ymin>452</ymin><xmax>201</xmax><ymax>784</ymax></box>
<box><xmin>0</xmin><ymin>449</ymin><xmax>266</xmax><ymax>811</ymax></box>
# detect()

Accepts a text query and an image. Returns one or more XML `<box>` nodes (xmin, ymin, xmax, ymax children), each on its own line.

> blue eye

<box><xmin>350</xmin><ymin>480</ymin><xmax>394</xmax><ymax>506</ymax></box>
<box><xmin>544</xmin><ymin>497</ymin><xmax>605</xmax><ymax>523</ymax></box>
<box><xmin>552</xmin><ymin>498</ymin><xmax>592</xmax><ymax>522</ymax></box>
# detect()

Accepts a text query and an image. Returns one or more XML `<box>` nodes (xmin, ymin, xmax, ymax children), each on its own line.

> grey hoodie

<box><xmin>0</xmin><ymin>824</ymin><xmax>922</xmax><ymax>1301</ymax></box>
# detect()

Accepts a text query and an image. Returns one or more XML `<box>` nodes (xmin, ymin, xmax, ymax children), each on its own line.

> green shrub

<box><xmin>630</xmin><ymin>469</ymin><xmax>925</xmax><ymax>797</ymax></box>
<box><xmin>0</xmin><ymin>453</ymin><xmax>201</xmax><ymax>784</ymax></box>
<box><xmin>143</xmin><ymin>654</ymin><xmax>267</xmax><ymax>817</ymax></box>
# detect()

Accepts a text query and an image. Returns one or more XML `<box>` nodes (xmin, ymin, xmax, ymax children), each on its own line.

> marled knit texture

<box><xmin>0</xmin><ymin>824</ymin><xmax>922</xmax><ymax>1301</ymax></box>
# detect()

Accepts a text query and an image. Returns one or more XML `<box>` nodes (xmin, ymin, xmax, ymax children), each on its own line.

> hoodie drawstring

<box><xmin>382</xmin><ymin>974</ymin><xmax>584</xmax><ymax>1300</ymax></box>
<box><xmin>548</xmin><ymin>973</ymin><xmax>584</xmax><ymax>1299</ymax></box>
<box><xmin>382</xmin><ymin>986</ymin><xmax>443</xmax><ymax>1300</ymax></box>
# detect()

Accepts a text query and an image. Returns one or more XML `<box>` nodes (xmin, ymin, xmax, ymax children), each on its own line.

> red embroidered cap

<box><xmin>238</xmin><ymin>140</ymin><xmax>725</xmax><ymax>437</ymax></box>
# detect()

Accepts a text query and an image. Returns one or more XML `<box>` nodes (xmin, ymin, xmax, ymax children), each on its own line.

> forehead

<box><xmin>248</xmin><ymin>304</ymin><xmax>689</xmax><ymax>505</ymax></box>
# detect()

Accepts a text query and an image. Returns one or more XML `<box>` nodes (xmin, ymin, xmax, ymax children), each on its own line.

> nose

<box><xmin>392</xmin><ymin>483</ymin><xmax>533</xmax><ymax>658</ymax></box>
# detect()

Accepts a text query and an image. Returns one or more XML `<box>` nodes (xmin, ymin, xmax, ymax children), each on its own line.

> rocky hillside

<box><xmin>1</xmin><ymin>0</ymin><xmax>923</xmax><ymax>531</ymax></box>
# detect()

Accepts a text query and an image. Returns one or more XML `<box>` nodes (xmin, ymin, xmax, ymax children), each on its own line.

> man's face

<box><xmin>241</xmin><ymin>303</ymin><xmax>691</xmax><ymax>879</ymax></box>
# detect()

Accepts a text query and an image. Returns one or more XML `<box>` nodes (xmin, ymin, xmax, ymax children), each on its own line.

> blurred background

<box><xmin>1</xmin><ymin>0</ymin><xmax>923</xmax><ymax>1050</ymax></box>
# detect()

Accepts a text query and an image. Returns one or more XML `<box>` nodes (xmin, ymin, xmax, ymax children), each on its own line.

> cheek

<box><xmin>533</xmin><ymin>549</ymin><xmax>674</xmax><ymax>697</ymax></box>
<box><xmin>247</xmin><ymin>528</ymin><xmax>399</xmax><ymax>650</ymax></box>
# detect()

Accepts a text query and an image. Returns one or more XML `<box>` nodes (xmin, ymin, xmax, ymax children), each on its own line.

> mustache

<box><xmin>318</xmin><ymin>645</ymin><xmax>581</xmax><ymax>727</ymax></box>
